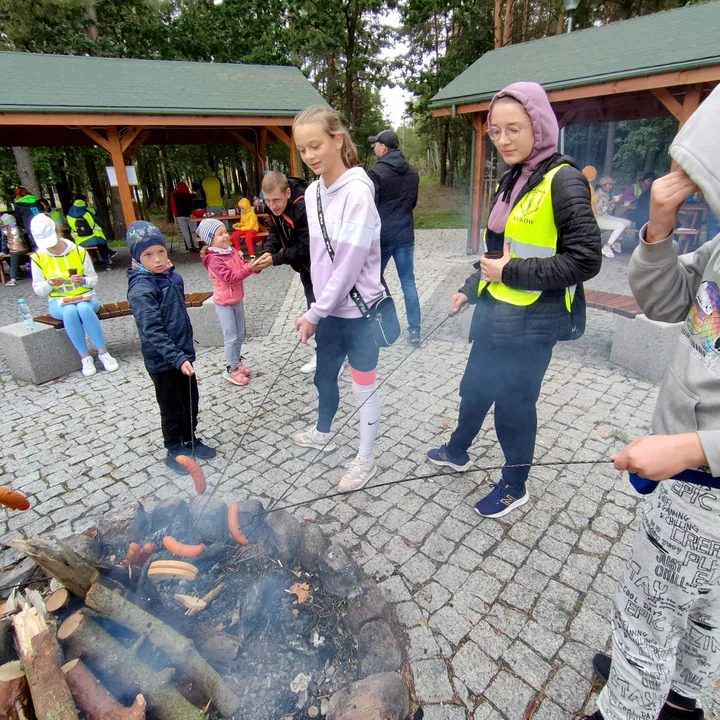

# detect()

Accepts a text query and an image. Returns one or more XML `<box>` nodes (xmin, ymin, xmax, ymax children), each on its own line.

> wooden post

<box><xmin>289</xmin><ymin>136</ymin><xmax>299</xmax><ymax>177</ymax></box>
<box><xmin>257</xmin><ymin>128</ymin><xmax>267</xmax><ymax>189</ymax></box>
<box><xmin>678</xmin><ymin>84</ymin><xmax>702</xmax><ymax>129</ymax></box>
<box><xmin>470</xmin><ymin>112</ymin><xmax>488</xmax><ymax>254</ymax></box>
<box><xmin>107</xmin><ymin>126</ymin><xmax>136</xmax><ymax>229</ymax></box>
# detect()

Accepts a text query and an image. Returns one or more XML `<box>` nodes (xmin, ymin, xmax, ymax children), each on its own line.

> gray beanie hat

<box><xmin>196</xmin><ymin>218</ymin><xmax>224</xmax><ymax>245</ymax></box>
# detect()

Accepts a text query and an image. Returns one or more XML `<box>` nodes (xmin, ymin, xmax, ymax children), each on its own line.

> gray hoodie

<box><xmin>628</xmin><ymin>85</ymin><xmax>720</xmax><ymax>477</ymax></box>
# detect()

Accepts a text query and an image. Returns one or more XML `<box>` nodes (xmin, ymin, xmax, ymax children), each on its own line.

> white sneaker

<box><xmin>5</xmin><ymin>279</ymin><xmax>16</xmax><ymax>287</ymax></box>
<box><xmin>601</xmin><ymin>245</ymin><xmax>616</xmax><ymax>259</ymax></box>
<box><xmin>612</xmin><ymin>240</ymin><xmax>622</xmax><ymax>254</ymax></box>
<box><xmin>292</xmin><ymin>427</ymin><xmax>335</xmax><ymax>452</ymax></box>
<box><xmin>81</xmin><ymin>356</ymin><xmax>97</xmax><ymax>377</ymax></box>
<box><xmin>301</xmin><ymin>354</ymin><xmax>317</xmax><ymax>374</ymax></box>
<box><xmin>338</xmin><ymin>458</ymin><xmax>377</xmax><ymax>493</ymax></box>
<box><xmin>98</xmin><ymin>352</ymin><xmax>119</xmax><ymax>372</ymax></box>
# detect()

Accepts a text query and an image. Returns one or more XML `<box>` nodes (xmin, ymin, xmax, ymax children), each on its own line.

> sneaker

<box><xmin>5</xmin><ymin>279</ymin><xmax>16</xmax><ymax>287</ymax></box>
<box><xmin>612</xmin><ymin>240</ymin><xmax>622</xmax><ymax>254</ymax></box>
<box><xmin>601</xmin><ymin>245</ymin><xmax>615</xmax><ymax>259</ymax></box>
<box><xmin>108</xmin><ymin>248</ymin><xmax>118</xmax><ymax>258</ymax></box>
<box><xmin>338</xmin><ymin>458</ymin><xmax>377</xmax><ymax>492</ymax></box>
<box><xmin>234</xmin><ymin>365</ymin><xmax>250</xmax><ymax>377</ymax></box>
<box><xmin>223</xmin><ymin>369</ymin><xmax>248</xmax><ymax>386</ymax></box>
<box><xmin>292</xmin><ymin>427</ymin><xmax>335</xmax><ymax>452</ymax></box>
<box><xmin>98</xmin><ymin>352</ymin><xmax>119</xmax><ymax>373</ymax></box>
<box><xmin>592</xmin><ymin>652</ymin><xmax>611</xmax><ymax>683</ymax></box>
<box><xmin>301</xmin><ymin>354</ymin><xmax>317</xmax><ymax>374</ymax></box>
<box><xmin>408</xmin><ymin>329</ymin><xmax>421</xmax><ymax>346</ymax></box>
<box><xmin>81</xmin><ymin>356</ymin><xmax>97</xmax><ymax>377</ymax></box>
<box><xmin>426</xmin><ymin>444</ymin><xmax>472</xmax><ymax>472</ymax></box>
<box><xmin>184</xmin><ymin>439</ymin><xmax>216</xmax><ymax>459</ymax></box>
<box><xmin>474</xmin><ymin>479</ymin><xmax>529</xmax><ymax>518</ymax></box>
<box><xmin>165</xmin><ymin>451</ymin><xmax>190</xmax><ymax>475</ymax></box>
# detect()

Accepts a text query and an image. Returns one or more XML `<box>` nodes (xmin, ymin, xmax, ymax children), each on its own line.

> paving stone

<box><xmin>519</xmin><ymin>621</ymin><xmax>564</xmax><ymax>659</ymax></box>
<box><xmin>411</xmin><ymin>658</ymin><xmax>455</xmax><ymax>704</ymax></box>
<box><xmin>464</xmin><ymin>569</ymin><xmax>503</xmax><ymax>604</ymax></box>
<box><xmin>483</xmin><ymin>670</ymin><xmax>536</xmax><ymax>718</ymax></box>
<box><xmin>433</xmin><ymin>564</ymin><xmax>470</xmax><ymax>593</ymax></box>
<box><xmin>545</xmin><ymin>666</ymin><xmax>592</xmax><ymax>712</ymax></box>
<box><xmin>451</xmin><ymin>640</ymin><xmax>497</xmax><ymax>695</ymax></box>
<box><xmin>421</xmin><ymin>705</ymin><xmax>467</xmax><ymax>720</ymax></box>
<box><xmin>400</xmin><ymin>553</ymin><xmax>436</xmax><ymax>585</ymax></box>
<box><xmin>430</xmin><ymin>605</ymin><xmax>473</xmax><ymax>646</ymax></box>
<box><xmin>415</xmin><ymin>582</ymin><xmax>451</xmax><ymax>613</ymax></box>
<box><xmin>469</xmin><ymin>620</ymin><xmax>512</xmax><ymax>660</ymax></box>
<box><xmin>407</xmin><ymin>624</ymin><xmax>441</xmax><ymax>660</ymax></box>
<box><xmin>502</xmin><ymin>640</ymin><xmax>553</xmax><ymax>690</ymax></box>
<box><xmin>421</xmin><ymin>534</ymin><xmax>456</xmax><ymax>562</ymax></box>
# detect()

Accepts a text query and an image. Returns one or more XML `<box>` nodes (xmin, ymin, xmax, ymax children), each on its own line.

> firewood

<box><xmin>12</xmin><ymin>589</ymin><xmax>78</xmax><ymax>720</ymax></box>
<box><xmin>187</xmin><ymin>582</ymin><xmax>226</xmax><ymax>617</ymax></box>
<box><xmin>0</xmin><ymin>619</ymin><xmax>15</xmax><ymax>664</ymax></box>
<box><xmin>46</xmin><ymin>587</ymin><xmax>71</xmax><ymax>613</ymax></box>
<box><xmin>62</xmin><ymin>658</ymin><xmax>147</xmax><ymax>720</ymax></box>
<box><xmin>58</xmin><ymin>612</ymin><xmax>205</xmax><ymax>720</ymax></box>
<box><xmin>174</xmin><ymin>594</ymin><xmax>206</xmax><ymax>612</ymax></box>
<box><xmin>84</xmin><ymin>582</ymin><xmax>239</xmax><ymax>717</ymax></box>
<box><xmin>0</xmin><ymin>661</ymin><xmax>32</xmax><ymax>719</ymax></box>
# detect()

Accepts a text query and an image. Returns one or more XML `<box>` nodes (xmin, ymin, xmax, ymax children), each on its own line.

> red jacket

<box><xmin>201</xmin><ymin>250</ymin><xmax>255</xmax><ymax>306</ymax></box>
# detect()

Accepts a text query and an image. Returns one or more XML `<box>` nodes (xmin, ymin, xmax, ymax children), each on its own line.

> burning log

<box><xmin>0</xmin><ymin>660</ymin><xmax>32</xmax><ymax>719</ymax></box>
<box><xmin>12</xmin><ymin>589</ymin><xmax>79</xmax><ymax>720</ymax></box>
<box><xmin>187</xmin><ymin>582</ymin><xmax>226</xmax><ymax>617</ymax></box>
<box><xmin>62</xmin><ymin>658</ymin><xmax>147</xmax><ymax>720</ymax></box>
<box><xmin>58</xmin><ymin>612</ymin><xmax>206</xmax><ymax>720</ymax></box>
<box><xmin>84</xmin><ymin>582</ymin><xmax>240</xmax><ymax>717</ymax></box>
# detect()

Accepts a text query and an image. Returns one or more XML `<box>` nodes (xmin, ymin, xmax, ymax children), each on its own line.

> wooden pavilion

<box><xmin>430</xmin><ymin>2</ymin><xmax>720</xmax><ymax>253</ymax></box>
<box><xmin>0</xmin><ymin>52</ymin><xmax>329</xmax><ymax>229</ymax></box>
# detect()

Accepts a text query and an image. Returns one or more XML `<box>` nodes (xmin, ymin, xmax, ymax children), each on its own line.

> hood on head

<box><xmin>322</xmin><ymin>166</ymin><xmax>376</xmax><ymax>196</ymax></box>
<box><xmin>238</xmin><ymin>198</ymin><xmax>252</xmax><ymax>212</ymax></box>
<box><xmin>489</xmin><ymin>81</ymin><xmax>559</xmax><ymax>170</ymax></box>
<box><xmin>16</xmin><ymin>194</ymin><xmax>38</xmax><ymax>204</ymax></box>
<box><xmin>670</xmin><ymin>85</ymin><xmax>720</xmax><ymax>218</ymax></box>
<box><xmin>176</xmin><ymin>181</ymin><xmax>190</xmax><ymax>194</ymax></box>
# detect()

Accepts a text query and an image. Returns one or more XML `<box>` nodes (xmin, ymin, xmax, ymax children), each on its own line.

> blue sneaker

<box><xmin>184</xmin><ymin>439</ymin><xmax>216</xmax><ymax>460</ymax></box>
<box><xmin>475</xmin><ymin>479</ymin><xmax>529</xmax><ymax>518</ymax></box>
<box><xmin>426</xmin><ymin>444</ymin><xmax>472</xmax><ymax>472</ymax></box>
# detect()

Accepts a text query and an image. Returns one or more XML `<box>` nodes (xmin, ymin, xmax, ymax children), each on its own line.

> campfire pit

<box><xmin>5</xmin><ymin>496</ymin><xmax>412</xmax><ymax>720</ymax></box>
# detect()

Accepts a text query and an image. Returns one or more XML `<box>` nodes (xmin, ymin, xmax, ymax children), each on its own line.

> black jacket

<box><xmin>14</xmin><ymin>194</ymin><xmax>44</xmax><ymax>248</ymax></box>
<box><xmin>366</xmin><ymin>150</ymin><xmax>419</xmax><ymax>248</ymax></box>
<box><xmin>127</xmin><ymin>265</ymin><xmax>196</xmax><ymax>374</ymax></box>
<box><xmin>262</xmin><ymin>181</ymin><xmax>310</xmax><ymax>272</ymax></box>
<box><xmin>460</xmin><ymin>154</ymin><xmax>601</xmax><ymax>345</ymax></box>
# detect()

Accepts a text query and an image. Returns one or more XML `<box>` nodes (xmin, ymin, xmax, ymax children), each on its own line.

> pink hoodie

<box><xmin>201</xmin><ymin>250</ymin><xmax>255</xmax><ymax>306</ymax></box>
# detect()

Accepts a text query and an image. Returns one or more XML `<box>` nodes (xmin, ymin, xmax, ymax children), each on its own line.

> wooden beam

<box><xmin>289</xmin><ymin>137</ymin><xmax>299</xmax><ymax>177</ymax></box>
<box><xmin>228</xmin><ymin>130</ymin><xmax>258</xmax><ymax>156</ymax></box>
<box><xmin>120</xmin><ymin>125</ymin><xmax>147</xmax><ymax>154</ymax></box>
<box><xmin>107</xmin><ymin>126</ymin><xmax>136</xmax><ymax>231</ymax></box>
<box><xmin>557</xmin><ymin>110</ymin><xmax>578</xmax><ymax>129</ymax></box>
<box><xmin>257</xmin><ymin>128</ymin><xmax>267</xmax><ymax>188</ymax></box>
<box><xmin>124</xmin><ymin>129</ymin><xmax>150</xmax><ymax>160</ymax></box>
<box><xmin>78</xmin><ymin>126</ymin><xmax>110</xmax><ymax>153</ymax></box>
<box><xmin>0</xmin><ymin>112</ymin><xmax>299</xmax><ymax>127</ymax></box>
<box><xmin>678</xmin><ymin>84</ymin><xmax>702</xmax><ymax>128</ymax></box>
<box><xmin>470</xmin><ymin>112</ymin><xmax>488</xmax><ymax>255</ymax></box>
<box><xmin>431</xmin><ymin>65</ymin><xmax>720</xmax><ymax>117</ymax></box>
<box><xmin>651</xmin><ymin>88</ymin><xmax>683</xmax><ymax>120</ymax></box>
<box><xmin>267</xmin><ymin>125</ymin><xmax>292</xmax><ymax>149</ymax></box>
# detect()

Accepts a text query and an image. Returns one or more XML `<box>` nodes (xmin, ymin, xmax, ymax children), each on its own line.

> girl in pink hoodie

<box><xmin>198</xmin><ymin>218</ymin><xmax>256</xmax><ymax>386</ymax></box>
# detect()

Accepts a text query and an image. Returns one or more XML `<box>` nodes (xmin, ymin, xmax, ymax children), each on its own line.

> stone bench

<box><xmin>186</xmin><ymin>297</ymin><xmax>225</xmax><ymax>347</ymax></box>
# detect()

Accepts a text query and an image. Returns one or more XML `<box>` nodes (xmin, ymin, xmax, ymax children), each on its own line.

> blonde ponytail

<box><xmin>293</xmin><ymin>106</ymin><xmax>359</xmax><ymax>169</ymax></box>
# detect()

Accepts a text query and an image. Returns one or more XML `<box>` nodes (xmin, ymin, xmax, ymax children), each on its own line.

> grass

<box><xmin>414</xmin><ymin>174</ymin><xmax>469</xmax><ymax>230</ymax></box>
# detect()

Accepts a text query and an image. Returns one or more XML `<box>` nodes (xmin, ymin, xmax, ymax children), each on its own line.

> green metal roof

<box><xmin>0</xmin><ymin>52</ymin><xmax>328</xmax><ymax>116</ymax></box>
<box><xmin>432</xmin><ymin>1</ymin><xmax>720</xmax><ymax>109</ymax></box>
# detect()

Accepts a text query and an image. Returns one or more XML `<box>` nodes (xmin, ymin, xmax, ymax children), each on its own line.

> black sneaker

<box><xmin>108</xmin><ymin>248</ymin><xmax>118</xmax><ymax>258</ymax></box>
<box><xmin>184</xmin><ymin>439</ymin><xmax>216</xmax><ymax>459</ymax></box>
<box><xmin>165</xmin><ymin>452</ymin><xmax>190</xmax><ymax>475</ymax></box>
<box><xmin>408</xmin><ymin>329</ymin><xmax>421</xmax><ymax>346</ymax></box>
<box><xmin>592</xmin><ymin>652</ymin><xmax>611</xmax><ymax>682</ymax></box>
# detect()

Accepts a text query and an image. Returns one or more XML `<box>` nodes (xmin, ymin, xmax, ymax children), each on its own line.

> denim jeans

<box><xmin>381</xmin><ymin>244</ymin><xmax>421</xmax><ymax>333</ymax></box>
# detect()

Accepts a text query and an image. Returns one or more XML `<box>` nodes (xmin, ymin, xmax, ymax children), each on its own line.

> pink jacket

<box><xmin>201</xmin><ymin>250</ymin><xmax>255</xmax><ymax>306</ymax></box>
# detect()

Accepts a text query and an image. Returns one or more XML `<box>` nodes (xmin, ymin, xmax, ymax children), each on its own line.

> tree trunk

<box><xmin>159</xmin><ymin>147</ymin><xmax>174</xmax><ymax>223</ymax></box>
<box><xmin>521</xmin><ymin>0</ymin><xmax>530</xmax><ymax>41</ymax></box>
<box><xmin>238</xmin><ymin>162</ymin><xmax>248</xmax><ymax>197</ymax></box>
<box><xmin>58</xmin><ymin>613</ymin><xmax>205</xmax><ymax>720</ymax></box>
<box><xmin>603</xmin><ymin>122</ymin><xmax>617</xmax><ymax>177</ymax></box>
<box><xmin>643</xmin><ymin>144</ymin><xmax>660</xmax><ymax>174</ymax></box>
<box><xmin>0</xmin><ymin>661</ymin><xmax>32</xmax><ymax>720</ymax></box>
<box><xmin>584</xmin><ymin>123</ymin><xmax>596</xmax><ymax>167</ymax></box>
<box><xmin>556</xmin><ymin>12</ymin><xmax>565</xmax><ymax>34</ymax></box>
<box><xmin>12</xmin><ymin>147</ymin><xmax>40</xmax><ymax>196</ymax></box>
<box><xmin>84</xmin><ymin>152</ymin><xmax>113</xmax><ymax>239</ymax></box>
<box><xmin>63</xmin><ymin>658</ymin><xmax>146</xmax><ymax>720</ymax></box>
<box><xmin>84</xmin><ymin>582</ymin><xmax>240</xmax><ymax>717</ymax></box>
<box><xmin>503</xmin><ymin>0</ymin><xmax>515</xmax><ymax>45</ymax></box>
<box><xmin>494</xmin><ymin>0</ymin><xmax>503</xmax><ymax>47</ymax></box>
<box><xmin>438</xmin><ymin>121</ymin><xmax>449</xmax><ymax>187</ymax></box>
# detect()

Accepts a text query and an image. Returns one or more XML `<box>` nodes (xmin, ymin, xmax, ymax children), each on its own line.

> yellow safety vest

<box><xmin>480</xmin><ymin>164</ymin><xmax>574</xmax><ymax>312</ymax></box>
<box><xmin>30</xmin><ymin>246</ymin><xmax>92</xmax><ymax>298</ymax></box>
<box><xmin>67</xmin><ymin>211</ymin><xmax>106</xmax><ymax>243</ymax></box>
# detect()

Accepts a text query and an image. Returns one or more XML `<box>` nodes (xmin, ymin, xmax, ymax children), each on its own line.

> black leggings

<box><xmin>149</xmin><ymin>369</ymin><xmax>199</xmax><ymax>450</ymax></box>
<box><xmin>447</xmin><ymin>340</ymin><xmax>554</xmax><ymax>490</ymax></box>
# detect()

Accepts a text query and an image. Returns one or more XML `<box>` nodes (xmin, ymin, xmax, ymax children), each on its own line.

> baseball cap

<box><xmin>30</xmin><ymin>213</ymin><xmax>59</xmax><ymax>250</ymax></box>
<box><xmin>368</xmin><ymin>130</ymin><xmax>399</xmax><ymax>149</ymax></box>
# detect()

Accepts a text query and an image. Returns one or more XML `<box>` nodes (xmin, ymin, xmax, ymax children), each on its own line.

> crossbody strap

<box><xmin>316</xmin><ymin>183</ymin><xmax>372</xmax><ymax>319</ymax></box>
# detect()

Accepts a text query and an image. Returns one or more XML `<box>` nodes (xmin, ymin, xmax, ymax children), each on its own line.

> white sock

<box><xmin>353</xmin><ymin>381</ymin><xmax>381</xmax><ymax>462</ymax></box>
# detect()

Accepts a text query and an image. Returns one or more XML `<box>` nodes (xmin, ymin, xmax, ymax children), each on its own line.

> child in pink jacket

<box><xmin>198</xmin><ymin>218</ymin><xmax>257</xmax><ymax>386</ymax></box>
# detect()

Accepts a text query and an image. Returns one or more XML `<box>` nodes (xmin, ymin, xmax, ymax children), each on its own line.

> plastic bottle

<box><xmin>18</xmin><ymin>298</ymin><xmax>35</xmax><ymax>331</ymax></box>
<box><xmin>628</xmin><ymin>472</ymin><xmax>659</xmax><ymax>495</ymax></box>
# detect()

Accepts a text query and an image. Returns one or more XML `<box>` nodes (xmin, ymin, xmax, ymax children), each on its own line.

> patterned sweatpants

<box><xmin>598</xmin><ymin>480</ymin><xmax>720</xmax><ymax>720</ymax></box>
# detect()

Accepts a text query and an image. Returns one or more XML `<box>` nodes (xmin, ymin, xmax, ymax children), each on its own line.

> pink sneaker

<box><xmin>223</xmin><ymin>369</ymin><xmax>248</xmax><ymax>386</ymax></box>
<box><xmin>235</xmin><ymin>365</ymin><xmax>250</xmax><ymax>377</ymax></box>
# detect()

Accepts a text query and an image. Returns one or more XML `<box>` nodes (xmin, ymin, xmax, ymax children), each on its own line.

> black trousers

<box><xmin>447</xmin><ymin>340</ymin><xmax>554</xmax><ymax>490</ymax></box>
<box><xmin>149</xmin><ymin>369</ymin><xmax>199</xmax><ymax>450</ymax></box>
<box><xmin>298</xmin><ymin>265</ymin><xmax>315</xmax><ymax>309</ymax></box>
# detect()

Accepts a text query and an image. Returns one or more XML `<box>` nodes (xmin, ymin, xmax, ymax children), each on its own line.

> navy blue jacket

<box><xmin>366</xmin><ymin>150</ymin><xmax>419</xmax><ymax>248</ymax></box>
<box><xmin>127</xmin><ymin>265</ymin><xmax>195</xmax><ymax>374</ymax></box>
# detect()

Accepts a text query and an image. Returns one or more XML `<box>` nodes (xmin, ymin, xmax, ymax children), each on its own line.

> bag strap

<box><xmin>316</xmin><ymin>184</ymin><xmax>372</xmax><ymax>320</ymax></box>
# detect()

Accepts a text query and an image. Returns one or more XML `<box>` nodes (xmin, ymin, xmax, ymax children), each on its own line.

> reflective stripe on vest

<box><xmin>67</xmin><ymin>211</ymin><xmax>105</xmax><ymax>242</ymax></box>
<box><xmin>30</xmin><ymin>246</ymin><xmax>92</xmax><ymax>297</ymax></box>
<box><xmin>480</xmin><ymin>164</ymin><xmax>573</xmax><ymax>311</ymax></box>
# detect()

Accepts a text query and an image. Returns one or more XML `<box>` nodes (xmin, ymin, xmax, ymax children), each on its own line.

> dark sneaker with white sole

<box><xmin>426</xmin><ymin>444</ymin><xmax>472</xmax><ymax>472</ymax></box>
<box><xmin>184</xmin><ymin>439</ymin><xmax>216</xmax><ymax>459</ymax></box>
<box><xmin>475</xmin><ymin>479</ymin><xmax>529</xmax><ymax>518</ymax></box>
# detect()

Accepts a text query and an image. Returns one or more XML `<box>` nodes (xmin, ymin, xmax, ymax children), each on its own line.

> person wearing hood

<box><xmin>169</xmin><ymin>181</ymin><xmax>198</xmax><ymax>252</ymax></box>
<box><xmin>230</xmin><ymin>197</ymin><xmax>259</xmax><ymax>258</ymax></box>
<box><xmin>13</xmin><ymin>186</ymin><xmax>44</xmax><ymax>250</ymax></box>
<box><xmin>366</xmin><ymin>130</ymin><xmax>422</xmax><ymax>345</ymax></box>
<box><xmin>29</xmin><ymin>213</ymin><xmax>118</xmax><ymax>377</ymax></box>
<box><xmin>427</xmin><ymin>81</ymin><xmax>602</xmax><ymax>519</ymax></box>
<box><xmin>126</xmin><ymin>220</ymin><xmax>216</xmax><ymax>475</ymax></box>
<box><xmin>292</xmin><ymin>105</ymin><xmax>385</xmax><ymax>494</ymax></box>
<box><xmin>67</xmin><ymin>196</ymin><xmax>114</xmax><ymax>269</ymax></box>
<box><xmin>584</xmin><ymin>86</ymin><xmax>720</xmax><ymax>720</ymax></box>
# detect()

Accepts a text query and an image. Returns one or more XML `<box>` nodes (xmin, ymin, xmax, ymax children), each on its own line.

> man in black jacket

<box><xmin>367</xmin><ymin>130</ymin><xmax>421</xmax><ymax>344</ymax></box>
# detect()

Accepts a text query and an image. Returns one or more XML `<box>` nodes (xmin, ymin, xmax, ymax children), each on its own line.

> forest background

<box><xmin>0</xmin><ymin>0</ymin><xmax>700</xmax><ymax>236</ymax></box>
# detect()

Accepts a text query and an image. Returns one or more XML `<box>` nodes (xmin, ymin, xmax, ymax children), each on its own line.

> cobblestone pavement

<box><xmin>2</xmin><ymin>231</ymin><xmax>716</xmax><ymax>719</ymax></box>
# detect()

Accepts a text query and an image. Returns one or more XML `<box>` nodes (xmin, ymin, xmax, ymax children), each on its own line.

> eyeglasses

<box><xmin>487</xmin><ymin>124</ymin><xmax>531</xmax><ymax>142</ymax></box>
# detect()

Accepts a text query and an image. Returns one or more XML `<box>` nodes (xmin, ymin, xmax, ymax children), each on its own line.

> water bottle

<box><xmin>628</xmin><ymin>472</ymin><xmax>659</xmax><ymax>495</ymax></box>
<box><xmin>18</xmin><ymin>299</ymin><xmax>35</xmax><ymax>331</ymax></box>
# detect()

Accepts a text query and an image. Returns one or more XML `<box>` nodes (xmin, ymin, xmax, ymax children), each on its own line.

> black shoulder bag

<box><xmin>316</xmin><ymin>184</ymin><xmax>400</xmax><ymax>347</ymax></box>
